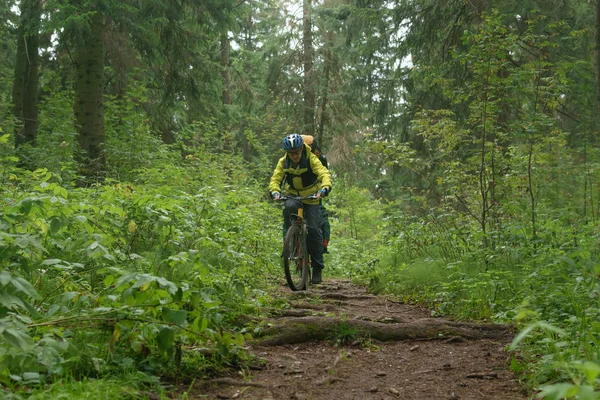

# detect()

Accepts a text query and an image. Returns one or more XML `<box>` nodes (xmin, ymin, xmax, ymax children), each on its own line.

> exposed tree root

<box><xmin>321</xmin><ymin>299</ymin><xmax>373</xmax><ymax>308</ymax></box>
<box><xmin>289</xmin><ymin>302</ymin><xmax>339</xmax><ymax>312</ymax></box>
<box><xmin>267</xmin><ymin>308</ymin><xmax>319</xmax><ymax>317</ymax></box>
<box><xmin>290</xmin><ymin>292</ymin><xmax>376</xmax><ymax>301</ymax></box>
<box><xmin>352</xmin><ymin>315</ymin><xmax>407</xmax><ymax>324</ymax></box>
<box><xmin>316</xmin><ymin>293</ymin><xmax>378</xmax><ymax>301</ymax></box>
<box><xmin>255</xmin><ymin>316</ymin><xmax>512</xmax><ymax>346</ymax></box>
<box><xmin>466</xmin><ymin>372</ymin><xmax>499</xmax><ymax>379</ymax></box>
<box><xmin>268</xmin><ymin>309</ymin><xmax>407</xmax><ymax>323</ymax></box>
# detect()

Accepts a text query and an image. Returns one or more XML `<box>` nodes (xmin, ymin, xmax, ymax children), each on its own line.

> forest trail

<box><xmin>183</xmin><ymin>279</ymin><xmax>526</xmax><ymax>400</ymax></box>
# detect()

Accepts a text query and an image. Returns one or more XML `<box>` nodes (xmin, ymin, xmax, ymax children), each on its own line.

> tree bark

<box><xmin>221</xmin><ymin>33</ymin><xmax>231</xmax><ymax>106</ymax></box>
<box><xmin>241</xmin><ymin>10</ymin><xmax>255</xmax><ymax>162</ymax></box>
<box><xmin>595</xmin><ymin>0</ymin><xmax>600</xmax><ymax>109</ymax></box>
<box><xmin>316</xmin><ymin>31</ymin><xmax>332</xmax><ymax>147</ymax></box>
<box><xmin>74</xmin><ymin>11</ymin><xmax>106</xmax><ymax>184</ymax></box>
<box><xmin>302</xmin><ymin>0</ymin><xmax>315</xmax><ymax>136</ymax></box>
<box><xmin>12</xmin><ymin>0</ymin><xmax>41</xmax><ymax>155</ymax></box>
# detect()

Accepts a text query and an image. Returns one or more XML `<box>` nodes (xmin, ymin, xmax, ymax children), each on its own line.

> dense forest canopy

<box><xmin>3</xmin><ymin>0</ymin><xmax>600</xmax><ymax>398</ymax></box>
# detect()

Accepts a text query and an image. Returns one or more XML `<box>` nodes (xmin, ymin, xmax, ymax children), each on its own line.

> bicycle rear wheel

<box><xmin>283</xmin><ymin>224</ymin><xmax>309</xmax><ymax>291</ymax></box>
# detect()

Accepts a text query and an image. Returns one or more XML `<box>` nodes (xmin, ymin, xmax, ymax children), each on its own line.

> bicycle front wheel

<box><xmin>283</xmin><ymin>224</ymin><xmax>309</xmax><ymax>291</ymax></box>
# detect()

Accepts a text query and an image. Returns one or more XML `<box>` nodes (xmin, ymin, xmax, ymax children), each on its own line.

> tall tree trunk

<box><xmin>479</xmin><ymin>66</ymin><xmax>490</xmax><ymax>251</ymax></box>
<box><xmin>317</xmin><ymin>31</ymin><xmax>332</xmax><ymax>147</ymax></box>
<box><xmin>12</xmin><ymin>0</ymin><xmax>41</xmax><ymax>156</ymax></box>
<box><xmin>74</xmin><ymin>11</ymin><xmax>106</xmax><ymax>185</ymax></box>
<box><xmin>12</xmin><ymin>27</ymin><xmax>25</xmax><ymax>133</ymax></box>
<box><xmin>302</xmin><ymin>0</ymin><xmax>315</xmax><ymax>136</ymax></box>
<box><xmin>221</xmin><ymin>33</ymin><xmax>231</xmax><ymax>106</ymax></box>
<box><xmin>595</xmin><ymin>0</ymin><xmax>600</xmax><ymax>109</ymax></box>
<box><xmin>240</xmin><ymin>11</ymin><xmax>254</xmax><ymax>162</ymax></box>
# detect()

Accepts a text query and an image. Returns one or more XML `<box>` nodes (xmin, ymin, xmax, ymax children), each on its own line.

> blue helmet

<box><xmin>282</xmin><ymin>134</ymin><xmax>304</xmax><ymax>151</ymax></box>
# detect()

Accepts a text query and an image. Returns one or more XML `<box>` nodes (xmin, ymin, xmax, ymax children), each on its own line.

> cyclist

<box><xmin>301</xmin><ymin>135</ymin><xmax>331</xmax><ymax>254</ymax></box>
<box><xmin>270</xmin><ymin>133</ymin><xmax>333</xmax><ymax>284</ymax></box>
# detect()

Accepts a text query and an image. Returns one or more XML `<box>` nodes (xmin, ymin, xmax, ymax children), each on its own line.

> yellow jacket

<box><xmin>269</xmin><ymin>143</ymin><xmax>332</xmax><ymax>205</ymax></box>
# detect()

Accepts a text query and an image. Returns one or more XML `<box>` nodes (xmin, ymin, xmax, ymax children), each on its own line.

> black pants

<box><xmin>283</xmin><ymin>199</ymin><xmax>324</xmax><ymax>271</ymax></box>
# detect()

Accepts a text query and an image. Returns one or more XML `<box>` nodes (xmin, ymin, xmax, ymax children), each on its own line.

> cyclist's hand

<box><xmin>317</xmin><ymin>188</ymin><xmax>328</xmax><ymax>198</ymax></box>
<box><xmin>271</xmin><ymin>191</ymin><xmax>281</xmax><ymax>200</ymax></box>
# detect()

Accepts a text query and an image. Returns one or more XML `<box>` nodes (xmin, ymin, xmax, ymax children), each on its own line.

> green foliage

<box><xmin>0</xmin><ymin>146</ymin><xmax>282</xmax><ymax>395</ymax></box>
<box><xmin>104</xmin><ymin>77</ymin><xmax>168</xmax><ymax>181</ymax></box>
<box><xmin>325</xmin><ymin>6</ymin><xmax>600</xmax><ymax>396</ymax></box>
<box><xmin>326</xmin><ymin>183</ymin><xmax>384</xmax><ymax>281</ymax></box>
<box><xmin>3</xmin><ymin>375</ymin><xmax>165</xmax><ymax>399</ymax></box>
<box><xmin>6</xmin><ymin>0</ymin><xmax>600</xmax><ymax>397</ymax></box>
<box><xmin>333</xmin><ymin>321</ymin><xmax>358</xmax><ymax>346</ymax></box>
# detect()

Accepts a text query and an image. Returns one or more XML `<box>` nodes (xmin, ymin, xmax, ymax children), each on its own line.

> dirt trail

<box><xmin>185</xmin><ymin>279</ymin><xmax>526</xmax><ymax>400</ymax></box>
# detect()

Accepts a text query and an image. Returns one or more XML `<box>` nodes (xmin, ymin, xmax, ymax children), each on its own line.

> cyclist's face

<box><xmin>287</xmin><ymin>148</ymin><xmax>303</xmax><ymax>163</ymax></box>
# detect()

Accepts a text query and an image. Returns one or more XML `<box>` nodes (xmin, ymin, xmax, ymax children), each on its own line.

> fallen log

<box><xmin>255</xmin><ymin>316</ymin><xmax>512</xmax><ymax>346</ymax></box>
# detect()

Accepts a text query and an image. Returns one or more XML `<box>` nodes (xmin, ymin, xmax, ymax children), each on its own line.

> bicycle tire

<box><xmin>283</xmin><ymin>224</ymin><xmax>310</xmax><ymax>291</ymax></box>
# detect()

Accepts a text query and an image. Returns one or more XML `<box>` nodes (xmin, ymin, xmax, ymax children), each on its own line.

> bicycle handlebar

<box><xmin>275</xmin><ymin>194</ymin><xmax>319</xmax><ymax>201</ymax></box>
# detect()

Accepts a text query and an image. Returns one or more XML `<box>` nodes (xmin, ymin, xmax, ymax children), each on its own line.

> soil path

<box><xmin>185</xmin><ymin>279</ymin><xmax>526</xmax><ymax>400</ymax></box>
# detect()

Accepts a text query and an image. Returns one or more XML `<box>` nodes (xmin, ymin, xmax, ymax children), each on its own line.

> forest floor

<box><xmin>175</xmin><ymin>279</ymin><xmax>528</xmax><ymax>400</ymax></box>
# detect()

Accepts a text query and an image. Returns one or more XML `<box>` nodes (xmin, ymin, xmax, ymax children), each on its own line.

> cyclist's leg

<box><xmin>282</xmin><ymin>199</ymin><xmax>302</xmax><ymax>256</ymax></box>
<box><xmin>283</xmin><ymin>198</ymin><xmax>302</xmax><ymax>233</ymax></box>
<box><xmin>304</xmin><ymin>204</ymin><xmax>324</xmax><ymax>283</ymax></box>
<box><xmin>321</xmin><ymin>204</ymin><xmax>330</xmax><ymax>253</ymax></box>
<box><xmin>282</xmin><ymin>220</ymin><xmax>288</xmax><ymax>239</ymax></box>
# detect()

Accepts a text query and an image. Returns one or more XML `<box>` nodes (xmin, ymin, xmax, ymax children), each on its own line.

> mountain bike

<box><xmin>277</xmin><ymin>194</ymin><xmax>319</xmax><ymax>291</ymax></box>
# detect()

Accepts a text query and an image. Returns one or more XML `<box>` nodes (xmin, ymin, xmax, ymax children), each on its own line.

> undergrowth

<box><xmin>0</xmin><ymin>141</ymin><xmax>284</xmax><ymax>398</ymax></box>
<box><xmin>328</xmin><ymin>181</ymin><xmax>600</xmax><ymax>398</ymax></box>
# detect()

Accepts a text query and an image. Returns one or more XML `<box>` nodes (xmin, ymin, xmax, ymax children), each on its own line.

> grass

<box><xmin>369</xmin><ymin>258</ymin><xmax>451</xmax><ymax>298</ymax></box>
<box><xmin>366</xmin><ymin>254</ymin><xmax>526</xmax><ymax>322</ymax></box>
<box><xmin>5</xmin><ymin>374</ymin><xmax>166</xmax><ymax>400</ymax></box>
<box><xmin>334</xmin><ymin>321</ymin><xmax>359</xmax><ymax>346</ymax></box>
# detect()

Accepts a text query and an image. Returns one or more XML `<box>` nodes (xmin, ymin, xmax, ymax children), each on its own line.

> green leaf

<box><xmin>157</xmin><ymin>327</ymin><xmax>175</xmax><ymax>357</ymax></box>
<box><xmin>162</xmin><ymin>308</ymin><xmax>187</xmax><ymax>326</ymax></box>
<box><xmin>2</xmin><ymin>328</ymin><xmax>32</xmax><ymax>349</ymax></box>
<box><xmin>574</xmin><ymin>362</ymin><xmax>600</xmax><ymax>385</ymax></box>
<box><xmin>42</xmin><ymin>259</ymin><xmax>64</xmax><ymax>265</ymax></box>
<box><xmin>173</xmin><ymin>287</ymin><xmax>183</xmax><ymax>302</ymax></box>
<box><xmin>0</xmin><ymin>292</ymin><xmax>27</xmax><ymax>309</ymax></box>
<box><xmin>537</xmin><ymin>383</ymin><xmax>578</xmax><ymax>400</ymax></box>
<box><xmin>510</xmin><ymin>321</ymin><xmax>566</xmax><ymax>350</ymax></box>
<box><xmin>131</xmin><ymin>274</ymin><xmax>154</xmax><ymax>289</ymax></box>
<box><xmin>22</xmin><ymin>372</ymin><xmax>41</xmax><ymax>384</ymax></box>
<box><xmin>38</xmin><ymin>346</ymin><xmax>61</xmax><ymax>368</ymax></box>
<box><xmin>116</xmin><ymin>273</ymin><xmax>138</xmax><ymax>287</ymax></box>
<box><xmin>49</xmin><ymin>217</ymin><xmax>62</xmax><ymax>234</ymax></box>
<box><xmin>0</xmin><ymin>271</ymin><xmax>10</xmax><ymax>286</ymax></box>
<box><xmin>577</xmin><ymin>385</ymin><xmax>598</xmax><ymax>400</ymax></box>
<box><xmin>156</xmin><ymin>277</ymin><xmax>178</xmax><ymax>295</ymax></box>
<box><xmin>104</xmin><ymin>275</ymin><xmax>115</xmax><ymax>287</ymax></box>
<box><xmin>19</xmin><ymin>199</ymin><xmax>33</xmax><ymax>215</ymax></box>
<box><xmin>10</xmin><ymin>276</ymin><xmax>40</xmax><ymax>299</ymax></box>
<box><xmin>234</xmin><ymin>282</ymin><xmax>245</xmax><ymax>297</ymax></box>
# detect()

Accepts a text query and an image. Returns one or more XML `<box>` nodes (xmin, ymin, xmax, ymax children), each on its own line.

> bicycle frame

<box><xmin>276</xmin><ymin>194</ymin><xmax>318</xmax><ymax>291</ymax></box>
<box><xmin>278</xmin><ymin>193</ymin><xmax>319</xmax><ymax>230</ymax></box>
